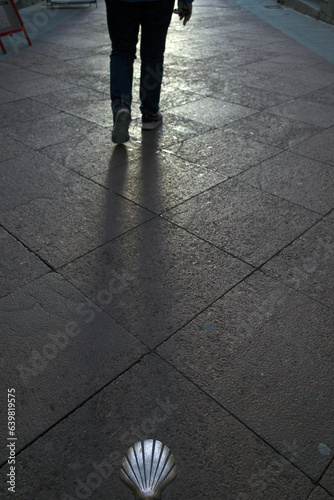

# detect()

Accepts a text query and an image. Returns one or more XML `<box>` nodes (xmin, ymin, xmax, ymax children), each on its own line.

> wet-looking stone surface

<box><xmin>0</xmin><ymin>0</ymin><xmax>334</xmax><ymax>498</ymax></box>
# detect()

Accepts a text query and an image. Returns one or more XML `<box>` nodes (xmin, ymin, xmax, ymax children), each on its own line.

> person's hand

<box><xmin>178</xmin><ymin>1</ymin><xmax>192</xmax><ymax>26</ymax></box>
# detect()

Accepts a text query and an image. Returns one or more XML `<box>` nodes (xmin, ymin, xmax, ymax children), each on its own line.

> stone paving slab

<box><xmin>25</xmin><ymin>38</ymin><xmax>108</xmax><ymax>61</ymax></box>
<box><xmin>237</xmin><ymin>52</ymin><xmax>328</xmax><ymax>74</ymax></box>
<box><xmin>39</xmin><ymin>127</ymin><xmax>157</xmax><ymax>178</ymax></box>
<box><xmin>0</xmin><ymin>151</ymin><xmax>153</xmax><ymax>268</ymax></box>
<box><xmin>1</xmin><ymin>0</ymin><xmax>334</xmax><ymax>497</ymax></box>
<box><xmin>0</xmin><ymin>355</ymin><xmax>314</xmax><ymax>500</ymax></box>
<box><xmin>267</xmin><ymin>98</ymin><xmax>334</xmax><ymax>128</ymax></box>
<box><xmin>0</xmin><ymin>132</ymin><xmax>31</xmax><ymax>162</ymax></box>
<box><xmin>233</xmin><ymin>0</ymin><xmax>334</xmax><ymax>63</ymax></box>
<box><xmin>224</xmin><ymin>111</ymin><xmax>324</xmax><ymax>149</ymax></box>
<box><xmin>309</xmin><ymin>487</ymin><xmax>334</xmax><ymax>500</ymax></box>
<box><xmin>290</xmin><ymin>128</ymin><xmax>334</xmax><ymax>166</ymax></box>
<box><xmin>0</xmin><ymin>227</ymin><xmax>49</xmax><ymax>297</ymax></box>
<box><xmin>60</xmin><ymin>217</ymin><xmax>252</xmax><ymax>348</ymax></box>
<box><xmin>262</xmin><ymin>213</ymin><xmax>334</xmax><ymax>310</ymax></box>
<box><xmin>91</xmin><ymin>150</ymin><xmax>226</xmax><ymax>214</ymax></box>
<box><xmin>1</xmin><ymin>49</ymin><xmax>56</xmax><ymax>69</ymax></box>
<box><xmin>0</xmin><ymin>98</ymin><xmax>59</xmax><ymax>129</ymax></box>
<box><xmin>135</xmin><ymin>113</ymin><xmax>213</xmax><ymax>149</ymax></box>
<box><xmin>0</xmin><ymin>151</ymin><xmax>71</xmax><ymax>212</ymax></box>
<box><xmin>170</xmin><ymin>97</ymin><xmax>258</xmax><ymax>128</ymax></box>
<box><xmin>0</xmin><ymin>88</ymin><xmax>21</xmax><ymax>105</ymax></box>
<box><xmin>321</xmin><ymin>461</ymin><xmax>334</xmax><ymax>495</ymax></box>
<box><xmin>32</xmin><ymin>84</ymin><xmax>109</xmax><ymax>108</ymax></box>
<box><xmin>157</xmin><ymin>88</ymin><xmax>201</xmax><ymax>112</ymax></box>
<box><xmin>0</xmin><ymin>65</ymin><xmax>43</xmax><ymax>85</ymax></box>
<box><xmin>303</xmin><ymin>84</ymin><xmax>334</xmax><ymax>106</ymax></box>
<box><xmin>244</xmin><ymin>71</ymin><xmax>334</xmax><ymax>98</ymax></box>
<box><xmin>238</xmin><ymin>151</ymin><xmax>334</xmax><ymax>214</ymax></box>
<box><xmin>164</xmin><ymin>178</ymin><xmax>320</xmax><ymax>267</ymax></box>
<box><xmin>3</xmin><ymin>75</ymin><xmax>74</xmax><ymax>99</ymax></box>
<box><xmin>0</xmin><ymin>273</ymin><xmax>147</xmax><ymax>464</ymax></box>
<box><xmin>31</xmin><ymin>85</ymin><xmax>110</xmax><ymax>122</ymax></box>
<box><xmin>211</xmin><ymin>83</ymin><xmax>292</xmax><ymax>111</ymax></box>
<box><xmin>1</xmin><ymin>112</ymin><xmax>95</xmax><ymax>150</ymax></box>
<box><xmin>168</xmin><ymin>128</ymin><xmax>282</xmax><ymax>176</ymax></box>
<box><xmin>158</xmin><ymin>272</ymin><xmax>334</xmax><ymax>480</ymax></box>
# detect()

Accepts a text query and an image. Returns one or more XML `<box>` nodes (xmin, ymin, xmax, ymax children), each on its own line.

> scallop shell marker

<box><xmin>120</xmin><ymin>439</ymin><xmax>177</xmax><ymax>499</ymax></box>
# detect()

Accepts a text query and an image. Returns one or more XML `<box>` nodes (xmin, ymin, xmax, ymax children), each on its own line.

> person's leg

<box><xmin>139</xmin><ymin>0</ymin><xmax>174</xmax><ymax>116</ymax></box>
<box><xmin>105</xmin><ymin>0</ymin><xmax>140</xmax><ymax>114</ymax></box>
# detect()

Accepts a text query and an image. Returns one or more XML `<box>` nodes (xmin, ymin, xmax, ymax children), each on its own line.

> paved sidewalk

<box><xmin>1</xmin><ymin>0</ymin><xmax>334</xmax><ymax>498</ymax></box>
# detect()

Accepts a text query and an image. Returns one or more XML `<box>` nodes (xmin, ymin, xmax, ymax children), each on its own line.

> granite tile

<box><xmin>290</xmin><ymin>128</ymin><xmax>334</xmax><ymax>166</ymax></box>
<box><xmin>205</xmin><ymin>67</ymin><xmax>273</xmax><ymax>93</ymax></box>
<box><xmin>40</xmin><ymin>129</ymin><xmax>155</xmax><ymax>178</ymax></box>
<box><xmin>0</xmin><ymin>132</ymin><xmax>31</xmax><ymax>162</ymax></box>
<box><xmin>321</xmin><ymin>460</ymin><xmax>334</xmax><ymax>495</ymax></box>
<box><xmin>32</xmin><ymin>86</ymin><xmax>112</xmax><ymax>128</ymax></box>
<box><xmin>0</xmin><ymin>88</ymin><xmax>21</xmax><ymax>105</ymax></box>
<box><xmin>65</xmin><ymin>73</ymin><xmax>110</xmax><ymax>95</ymax></box>
<box><xmin>0</xmin><ymin>67</ymin><xmax>43</xmax><ymax>88</ymax></box>
<box><xmin>207</xmin><ymin>47</ymin><xmax>286</xmax><ymax>70</ymax></box>
<box><xmin>170</xmin><ymin>129</ymin><xmax>282</xmax><ymax>176</ymax></box>
<box><xmin>262</xmin><ymin>216</ymin><xmax>334</xmax><ymax>310</ymax></box>
<box><xmin>158</xmin><ymin>89</ymin><xmax>201</xmax><ymax>111</ymax></box>
<box><xmin>170</xmin><ymin>97</ymin><xmax>257</xmax><ymax>128</ymax></box>
<box><xmin>262</xmin><ymin>53</ymin><xmax>325</xmax><ymax>69</ymax></box>
<box><xmin>38</xmin><ymin>33</ymin><xmax>108</xmax><ymax>50</ymax></box>
<box><xmin>0</xmin><ymin>75</ymin><xmax>73</xmax><ymax>98</ymax></box>
<box><xmin>235</xmin><ymin>52</ymin><xmax>327</xmax><ymax>78</ymax></box>
<box><xmin>0</xmin><ymin>150</ymin><xmax>71</xmax><ymax>212</ymax></box>
<box><xmin>0</xmin><ymin>227</ymin><xmax>49</xmax><ymax>297</ymax></box>
<box><xmin>288</xmin><ymin>67</ymin><xmax>334</xmax><ymax>87</ymax></box>
<box><xmin>302</xmin><ymin>85</ymin><xmax>334</xmax><ymax>107</ymax></box>
<box><xmin>1</xmin><ymin>112</ymin><xmax>96</xmax><ymax>150</ymax></box>
<box><xmin>268</xmin><ymin>98</ymin><xmax>334</xmax><ymax>128</ymax></box>
<box><xmin>2</xmin><ymin>48</ymin><xmax>56</xmax><ymax>69</ymax></box>
<box><xmin>1</xmin><ymin>355</ymin><xmax>313</xmax><ymax>499</ymax></box>
<box><xmin>27</xmin><ymin>39</ymin><xmax>102</xmax><ymax>61</ymax></box>
<box><xmin>225</xmin><ymin>111</ymin><xmax>324</xmax><ymax>149</ymax></box>
<box><xmin>212</xmin><ymin>83</ymin><xmax>291</xmax><ymax>111</ymax></box>
<box><xmin>246</xmin><ymin>73</ymin><xmax>333</xmax><ymax>98</ymax></box>
<box><xmin>238</xmin><ymin>151</ymin><xmax>334</xmax><ymax>214</ymax></box>
<box><xmin>60</xmin><ymin>217</ymin><xmax>252</xmax><ymax>347</ymax></box>
<box><xmin>0</xmin><ymin>98</ymin><xmax>59</xmax><ymax>128</ymax></box>
<box><xmin>32</xmin><ymin>85</ymin><xmax>109</xmax><ymax>111</ymax></box>
<box><xmin>163</xmin><ymin>178</ymin><xmax>320</xmax><ymax>267</ymax></box>
<box><xmin>64</xmin><ymin>98</ymin><xmax>112</xmax><ymax>128</ymax></box>
<box><xmin>131</xmin><ymin>113</ymin><xmax>212</xmax><ymax>149</ymax></box>
<box><xmin>309</xmin><ymin>487</ymin><xmax>334</xmax><ymax>500</ymax></box>
<box><xmin>0</xmin><ymin>151</ymin><xmax>153</xmax><ymax>268</ymax></box>
<box><xmin>0</xmin><ymin>273</ymin><xmax>147</xmax><ymax>462</ymax></box>
<box><xmin>158</xmin><ymin>272</ymin><xmax>334</xmax><ymax>480</ymax></box>
<box><xmin>92</xmin><ymin>150</ymin><xmax>225</xmax><ymax>214</ymax></box>
<box><xmin>235</xmin><ymin>59</ymin><xmax>298</xmax><ymax>78</ymax></box>
<box><xmin>23</xmin><ymin>57</ymin><xmax>79</xmax><ymax>78</ymax></box>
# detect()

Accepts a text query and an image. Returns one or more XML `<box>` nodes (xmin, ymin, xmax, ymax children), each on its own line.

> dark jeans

<box><xmin>105</xmin><ymin>0</ymin><xmax>174</xmax><ymax>114</ymax></box>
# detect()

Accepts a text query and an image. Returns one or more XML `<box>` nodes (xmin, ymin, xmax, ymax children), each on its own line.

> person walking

<box><xmin>105</xmin><ymin>0</ymin><xmax>193</xmax><ymax>144</ymax></box>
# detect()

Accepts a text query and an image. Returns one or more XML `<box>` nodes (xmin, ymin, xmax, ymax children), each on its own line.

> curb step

<box><xmin>282</xmin><ymin>0</ymin><xmax>321</xmax><ymax>19</ymax></box>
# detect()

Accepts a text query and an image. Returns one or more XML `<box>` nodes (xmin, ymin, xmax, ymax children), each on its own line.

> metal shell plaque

<box><xmin>120</xmin><ymin>439</ymin><xmax>177</xmax><ymax>499</ymax></box>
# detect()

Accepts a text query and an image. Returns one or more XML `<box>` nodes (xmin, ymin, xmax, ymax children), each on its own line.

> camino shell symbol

<box><xmin>120</xmin><ymin>439</ymin><xmax>177</xmax><ymax>499</ymax></box>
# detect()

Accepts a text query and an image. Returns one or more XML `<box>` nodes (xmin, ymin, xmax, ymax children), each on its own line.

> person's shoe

<box><xmin>112</xmin><ymin>107</ymin><xmax>131</xmax><ymax>144</ymax></box>
<box><xmin>142</xmin><ymin>112</ymin><xmax>162</xmax><ymax>130</ymax></box>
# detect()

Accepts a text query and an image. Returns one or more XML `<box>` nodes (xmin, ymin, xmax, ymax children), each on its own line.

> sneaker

<box><xmin>112</xmin><ymin>107</ymin><xmax>131</xmax><ymax>144</ymax></box>
<box><xmin>142</xmin><ymin>112</ymin><xmax>162</xmax><ymax>130</ymax></box>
